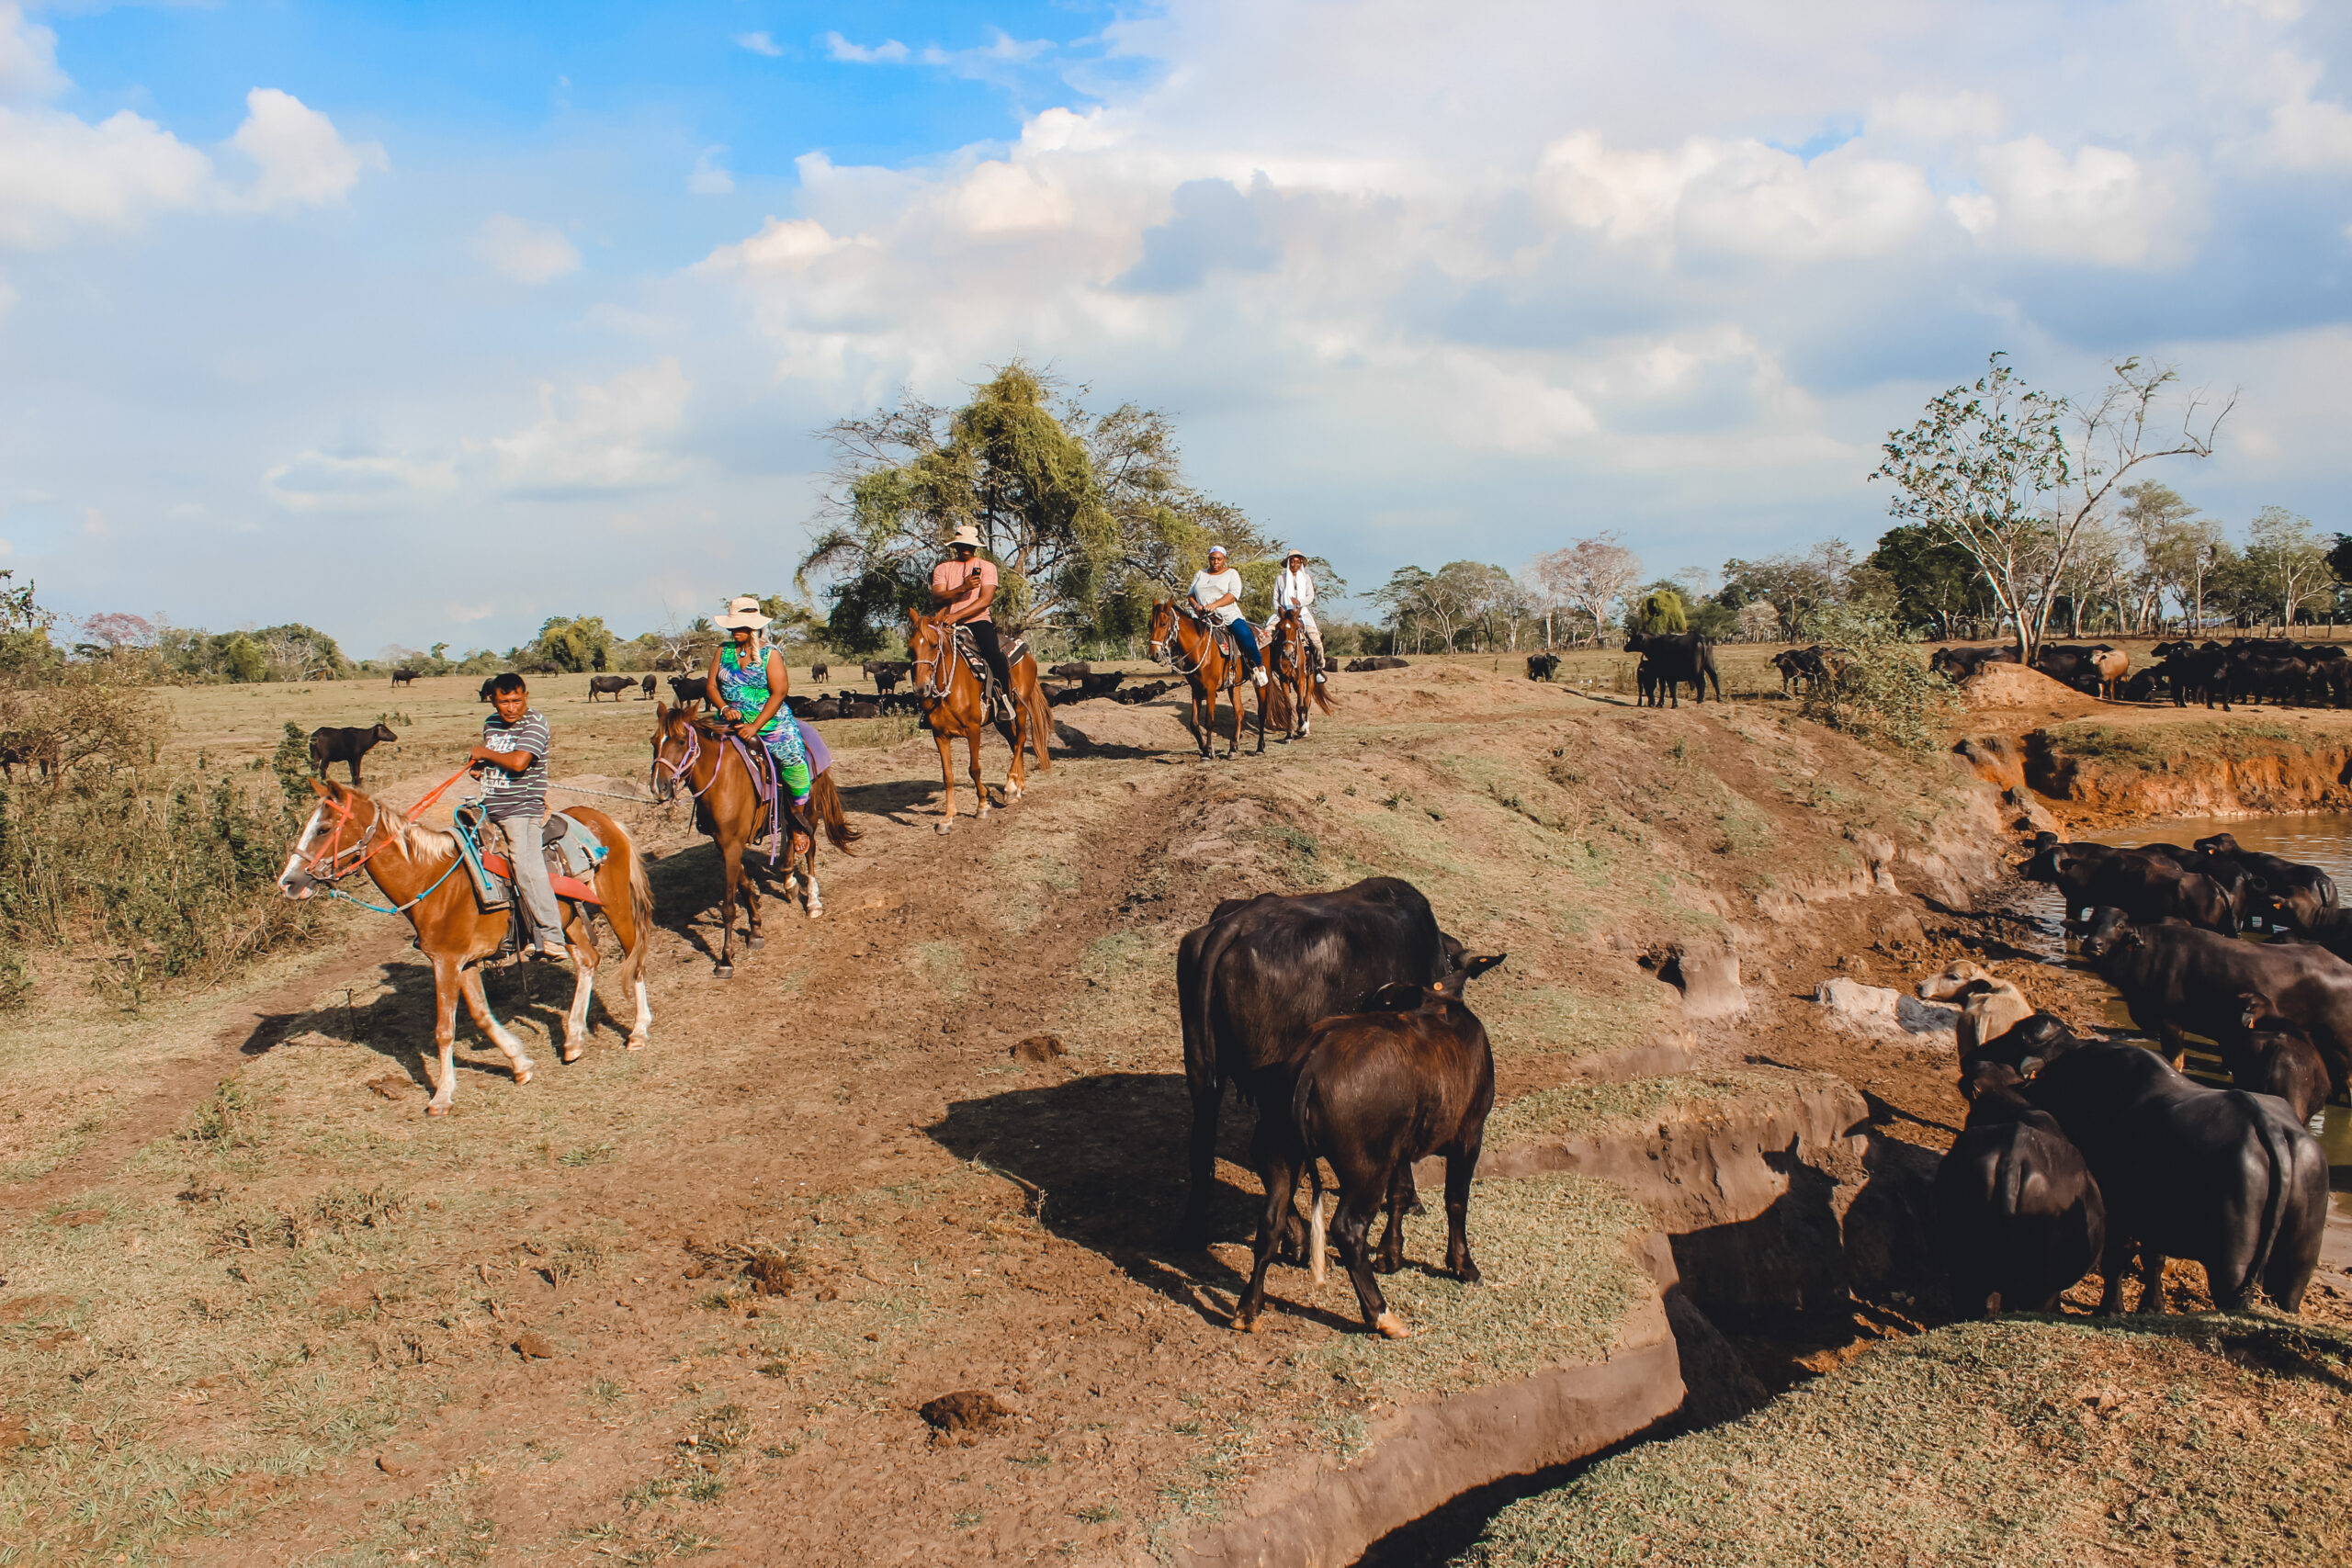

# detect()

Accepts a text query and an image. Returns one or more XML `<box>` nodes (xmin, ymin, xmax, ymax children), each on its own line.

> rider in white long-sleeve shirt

<box><xmin>1264</xmin><ymin>549</ymin><xmax>1327</xmax><ymax>684</ymax></box>
<box><xmin>1188</xmin><ymin>546</ymin><xmax>1268</xmax><ymax>686</ymax></box>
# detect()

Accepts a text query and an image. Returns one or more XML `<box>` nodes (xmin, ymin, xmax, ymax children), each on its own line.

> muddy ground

<box><xmin>2</xmin><ymin>653</ymin><xmax>2346</xmax><ymax>1565</ymax></box>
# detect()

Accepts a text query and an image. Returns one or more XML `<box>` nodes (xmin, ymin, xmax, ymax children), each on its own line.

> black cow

<box><xmin>862</xmin><ymin>660</ymin><xmax>910</xmax><ymax>695</ymax></box>
<box><xmin>2079</xmin><ymin>912</ymin><xmax>2352</xmax><ymax>1098</ymax></box>
<box><xmin>1929</xmin><ymin>646</ymin><xmax>2018</xmax><ymax>682</ymax></box>
<box><xmin>810</xmin><ymin>660</ymin><xmax>830</xmax><ymax>683</ymax></box>
<box><xmin>2193</xmin><ymin>832</ymin><xmax>2337</xmax><ymax>931</ymax></box>
<box><xmin>390</xmin><ymin>667</ymin><xmax>419</xmax><ymax>688</ymax></box>
<box><xmin>668</xmin><ymin>674</ymin><xmax>707</xmax><ymax>707</ymax></box>
<box><xmin>1526</xmin><ymin>653</ymin><xmax>1560</xmax><ymax>682</ymax></box>
<box><xmin>2228</xmin><ymin>994</ymin><xmax>2331</xmax><ymax>1125</ymax></box>
<box><xmin>1176</xmin><ymin>877</ymin><xmax>1462</xmax><ymax>1251</ymax></box>
<box><xmin>309</xmin><ymin>723</ymin><xmax>398</xmax><ymax>786</ymax></box>
<box><xmin>639</xmin><ymin>674</ymin><xmax>656</xmax><ymax>699</ymax></box>
<box><xmin>1238</xmin><ymin>953</ymin><xmax>1507</xmax><ymax>1337</ymax></box>
<box><xmin>1770</xmin><ymin>645</ymin><xmax>1827</xmax><ymax>696</ymax></box>
<box><xmin>1622</xmin><ymin>631</ymin><xmax>1722</xmax><ymax>706</ymax></box>
<box><xmin>587</xmin><ymin>675</ymin><xmax>632</xmax><ymax>702</ymax></box>
<box><xmin>1048</xmin><ymin>661</ymin><xmax>1092</xmax><ymax>679</ymax></box>
<box><xmin>1969</xmin><ymin>1018</ymin><xmax>2327</xmax><ymax>1314</ymax></box>
<box><xmin>2022</xmin><ymin>840</ymin><xmax>2236</xmax><ymax>933</ymax></box>
<box><xmin>1343</xmin><ymin>656</ymin><xmax>1409</xmax><ymax>671</ymax></box>
<box><xmin>1935</xmin><ymin>1057</ymin><xmax>2105</xmax><ymax>1316</ymax></box>
<box><xmin>478</xmin><ymin>677</ymin><xmax>499</xmax><ymax>703</ymax></box>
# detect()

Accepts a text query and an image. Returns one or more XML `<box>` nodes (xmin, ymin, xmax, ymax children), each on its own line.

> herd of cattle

<box><xmin>1176</xmin><ymin>854</ymin><xmax>2342</xmax><ymax>1338</ymax></box>
<box><xmin>1933</xmin><ymin>637</ymin><xmax>2352</xmax><ymax>708</ymax></box>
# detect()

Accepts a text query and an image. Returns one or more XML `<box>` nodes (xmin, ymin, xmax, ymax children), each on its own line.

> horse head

<box><xmin>277</xmin><ymin>776</ymin><xmax>378</xmax><ymax>899</ymax></box>
<box><xmin>1147</xmin><ymin>600</ymin><xmax>1181</xmax><ymax>661</ymax></box>
<box><xmin>649</xmin><ymin>702</ymin><xmax>706</xmax><ymax>803</ymax></box>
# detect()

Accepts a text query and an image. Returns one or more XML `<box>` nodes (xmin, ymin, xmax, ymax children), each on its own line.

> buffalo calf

<box><xmin>2230</xmin><ymin>993</ymin><xmax>2331</xmax><ymax>1126</ymax></box>
<box><xmin>1937</xmin><ymin>1058</ymin><xmax>2105</xmax><ymax>1315</ymax></box>
<box><xmin>1237</xmin><ymin>953</ymin><xmax>1505</xmax><ymax>1339</ymax></box>
<box><xmin>309</xmin><ymin>723</ymin><xmax>398</xmax><ymax>786</ymax></box>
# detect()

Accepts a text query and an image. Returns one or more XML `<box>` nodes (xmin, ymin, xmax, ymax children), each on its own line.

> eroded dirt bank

<box><xmin>0</xmin><ymin>660</ymin><xmax>2144</xmax><ymax>1567</ymax></box>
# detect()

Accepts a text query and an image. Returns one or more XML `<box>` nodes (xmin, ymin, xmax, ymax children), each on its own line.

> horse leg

<box><xmin>967</xmin><ymin>728</ymin><xmax>989</xmax><ymax>820</ymax></box>
<box><xmin>1193</xmin><ymin>689</ymin><xmax>1212</xmax><ymax>759</ymax></box>
<box><xmin>425</xmin><ymin>957</ymin><xmax>462</xmax><ymax>1115</ymax></box>
<box><xmin>714</xmin><ymin>835</ymin><xmax>740</xmax><ymax>978</ymax></box>
<box><xmin>458</xmin><ymin>964</ymin><xmax>536</xmax><ymax>1087</ymax></box>
<box><xmin>559</xmin><ymin>943</ymin><xmax>596</xmax><ymax>1065</ymax></box>
<box><xmin>934</xmin><ymin>729</ymin><xmax>958</xmax><ymax>833</ymax></box>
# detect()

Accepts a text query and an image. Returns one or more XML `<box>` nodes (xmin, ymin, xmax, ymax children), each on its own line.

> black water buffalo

<box><xmin>1343</xmin><ymin>656</ymin><xmax>1410</xmax><ymax>671</ymax></box>
<box><xmin>1929</xmin><ymin>646</ymin><xmax>2018</xmax><ymax>682</ymax></box>
<box><xmin>2136</xmin><ymin>840</ymin><xmax>2259</xmax><ymax>927</ymax></box>
<box><xmin>1176</xmin><ymin>876</ymin><xmax>1461</xmax><ymax>1251</ymax></box>
<box><xmin>390</xmin><ymin>667</ymin><xmax>419</xmax><ymax>687</ymax></box>
<box><xmin>2256</xmin><ymin>895</ymin><xmax>2352</xmax><ymax>961</ymax></box>
<box><xmin>2079</xmin><ymin>913</ymin><xmax>2352</xmax><ymax>1097</ymax></box>
<box><xmin>587</xmin><ymin>675</ymin><xmax>632</xmax><ymax>702</ymax></box>
<box><xmin>1936</xmin><ymin>1058</ymin><xmax>2105</xmax><ymax>1316</ymax></box>
<box><xmin>1970</xmin><ymin>1018</ymin><xmax>2327</xmax><ymax>1314</ymax></box>
<box><xmin>2229</xmin><ymin>994</ymin><xmax>2331</xmax><ymax>1125</ymax></box>
<box><xmin>1526</xmin><ymin>653</ymin><xmax>1560</xmax><ymax>682</ymax></box>
<box><xmin>309</xmin><ymin>723</ymin><xmax>398</xmax><ymax>786</ymax></box>
<box><xmin>2023</xmin><ymin>840</ymin><xmax>2236</xmax><ymax>933</ymax></box>
<box><xmin>639</xmin><ymin>673</ymin><xmax>656</xmax><ymax>699</ymax></box>
<box><xmin>478</xmin><ymin>677</ymin><xmax>499</xmax><ymax>703</ymax></box>
<box><xmin>668</xmin><ymin>674</ymin><xmax>707</xmax><ymax>707</ymax></box>
<box><xmin>1048</xmin><ymin>661</ymin><xmax>1092</xmax><ymax>679</ymax></box>
<box><xmin>1238</xmin><ymin>953</ymin><xmax>1506</xmax><ymax>1338</ymax></box>
<box><xmin>1622</xmin><ymin>631</ymin><xmax>1722</xmax><ymax>706</ymax></box>
<box><xmin>810</xmin><ymin>660</ymin><xmax>830</xmax><ymax>683</ymax></box>
<box><xmin>862</xmin><ymin>660</ymin><xmax>910</xmax><ymax>694</ymax></box>
<box><xmin>1770</xmin><ymin>645</ymin><xmax>1827</xmax><ymax>696</ymax></box>
<box><xmin>2193</xmin><ymin>832</ymin><xmax>2337</xmax><ymax>930</ymax></box>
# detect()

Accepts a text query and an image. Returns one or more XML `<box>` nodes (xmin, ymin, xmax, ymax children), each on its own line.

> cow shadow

<box><xmin>925</xmin><ymin>1071</ymin><xmax>1363</xmax><ymax>1331</ymax></box>
<box><xmin>232</xmin><ymin>949</ymin><xmax>616</xmax><ymax>1089</ymax></box>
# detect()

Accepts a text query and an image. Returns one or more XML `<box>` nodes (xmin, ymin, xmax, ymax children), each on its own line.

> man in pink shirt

<box><xmin>930</xmin><ymin>523</ymin><xmax>1013</xmax><ymax>711</ymax></box>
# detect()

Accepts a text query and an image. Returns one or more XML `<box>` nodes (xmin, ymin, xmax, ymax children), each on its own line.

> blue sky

<box><xmin>4</xmin><ymin>0</ymin><xmax>2350</xmax><ymax>655</ymax></box>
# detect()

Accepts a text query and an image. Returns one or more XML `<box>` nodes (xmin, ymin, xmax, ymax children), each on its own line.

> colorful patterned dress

<box><xmin>717</xmin><ymin>644</ymin><xmax>812</xmax><ymax>800</ymax></box>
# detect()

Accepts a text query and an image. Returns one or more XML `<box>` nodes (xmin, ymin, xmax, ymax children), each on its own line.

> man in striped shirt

<box><xmin>472</xmin><ymin>673</ymin><xmax>565</xmax><ymax>959</ymax></box>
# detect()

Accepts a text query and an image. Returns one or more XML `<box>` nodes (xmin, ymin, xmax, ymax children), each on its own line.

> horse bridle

<box><xmin>294</xmin><ymin>790</ymin><xmax>389</xmax><ymax>884</ymax></box>
<box><xmin>910</xmin><ymin>620</ymin><xmax>962</xmax><ymax>705</ymax></box>
<box><xmin>650</xmin><ymin>717</ymin><xmax>718</xmax><ymax>802</ymax></box>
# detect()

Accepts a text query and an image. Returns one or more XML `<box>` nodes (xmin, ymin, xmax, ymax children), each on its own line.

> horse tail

<box><xmin>1261</xmin><ymin>669</ymin><xmax>1295</xmax><ymax>733</ymax></box>
<box><xmin>809</xmin><ymin>770</ymin><xmax>861</xmax><ymax>851</ymax></box>
<box><xmin>615</xmin><ymin>824</ymin><xmax>655</xmax><ymax>994</ymax></box>
<box><xmin>1310</xmin><ymin>675</ymin><xmax>1339</xmax><ymax>716</ymax></box>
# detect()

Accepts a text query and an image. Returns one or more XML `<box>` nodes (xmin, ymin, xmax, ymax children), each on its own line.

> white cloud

<box><xmin>733</xmin><ymin>31</ymin><xmax>782</xmax><ymax>58</ymax></box>
<box><xmin>444</xmin><ymin>601</ymin><xmax>494</xmax><ymax>624</ymax></box>
<box><xmin>224</xmin><ymin>88</ymin><xmax>386</xmax><ymax>209</ymax></box>
<box><xmin>2256</xmin><ymin>52</ymin><xmax>2352</xmax><ymax>167</ymax></box>
<box><xmin>0</xmin><ymin>273</ymin><xmax>14</xmax><ymax>319</ymax></box>
<box><xmin>824</xmin><ymin>32</ymin><xmax>910</xmax><ymax>64</ymax></box>
<box><xmin>1869</xmin><ymin>89</ymin><xmax>2004</xmax><ymax>143</ymax></box>
<box><xmin>0</xmin><ymin>2</ymin><xmax>63</xmax><ymax>106</ymax></box>
<box><xmin>0</xmin><ymin>104</ymin><xmax>211</xmax><ymax>247</ymax></box>
<box><xmin>262</xmin><ymin>450</ymin><xmax>458</xmax><ymax>512</ymax></box>
<box><xmin>469</xmin><ymin>212</ymin><xmax>581</xmax><ymax>284</ymax></box>
<box><xmin>1963</xmin><ymin>136</ymin><xmax>2197</xmax><ymax>266</ymax></box>
<box><xmin>474</xmin><ymin>359</ymin><xmax>693</xmax><ymax>493</ymax></box>
<box><xmin>688</xmin><ymin>146</ymin><xmax>735</xmax><ymax>197</ymax></box>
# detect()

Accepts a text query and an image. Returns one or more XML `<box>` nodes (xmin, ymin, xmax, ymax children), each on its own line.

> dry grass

<box><xmin>1457</xmin><ymin>1316</ymin><xmax>2352</xmax><ymax>1567</ymax></box>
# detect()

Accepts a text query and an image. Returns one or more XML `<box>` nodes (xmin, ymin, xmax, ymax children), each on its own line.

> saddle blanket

<box><xmin>477</xmin><ymin>810</ymin><xmax>608</xmax><ymax>906</ymax></box>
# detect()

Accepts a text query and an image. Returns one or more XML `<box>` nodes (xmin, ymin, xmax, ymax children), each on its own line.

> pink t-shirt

<box><xmin>932</xmin><ymin>556</ymin><xmax>998</xmax><ymax>622</ymax></box>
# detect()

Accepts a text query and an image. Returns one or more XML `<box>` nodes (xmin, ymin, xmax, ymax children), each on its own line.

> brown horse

<box><xmin>1269</xmin><ymin>607</ymin><xmax>1336</xmax><ymax>740</ymax></box>
<box><xmin>650</xmin><ymin>705</ymin><xmax>859</xmax><ymax>976</ymax></box>
<box><xmin>906</xmin><ymin>609</ymin><xmax>1052</xmax><ymax>832</ymax></box>
<box><xmin>1148</xmin><ymin>600</ymin><xmax>1287</xmax><ymax>758</ymax></box>
<box><xmin>276</xmin><ymin>779</ymin><xmax>654</xmax><ymax>1114</ymax></box>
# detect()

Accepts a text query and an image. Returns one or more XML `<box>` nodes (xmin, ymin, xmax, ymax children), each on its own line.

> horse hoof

<box><xmin>425</xmin><ymin>1102</ymin><xmax>449</xmax><ymax>1118</ymax></box>
<box><xmin>513</xmin><ymin>1062</ymin><xmax>535</xmax><ymax>1085</ymax></box>
<box><xmin>748</xmin><ymin>936</ymin><xmax>764</xmax><ymax>950</ymax></box>
<box><xmin>627</xmin><ymin>1035</ymin><xmax>646</xmax><ymax>1052</ymax></box>
<box><xmin>806</xmin><ymin>904</ymin><xmax>823</xmax><ymax>919</ymax></box>
<box><xmin>714</xmin><ymin>964</ymin><xmax>733</xmax><ymax>978</ymax></box>
<box><xmin>1231</xmin><ymin>1314</ymin><xmax>1259</xmax><ymax>1335</ymax></box>
<box><xmin>560</xmin><ymin>1044</ymin><xmax>582</xmax><ymax>1065</ymax></box>
<box><xmin>935</xmin><ymin>821</ymin><xmax>954</xmax><ymax>835</ymax></box>
<box><xmin>1374</xmin><ymin>1312</ymin><xmax>1410</xmax><ymax>1340</ymax></box>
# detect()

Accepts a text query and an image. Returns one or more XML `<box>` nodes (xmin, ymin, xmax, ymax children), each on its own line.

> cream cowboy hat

<box><xmin>1283</xmin><ymin>548</ymin><xmax>1307</xmax><ymax>563</ymax></box>
<box><xmin>948</xmin><ymin>524</ymin><xmax>982</xmax><ymax>549</ymax></box>
<box><xmin>714</xmin><ymin>595</ymin><xmax>771</xmax><ymax>631</ymax></box>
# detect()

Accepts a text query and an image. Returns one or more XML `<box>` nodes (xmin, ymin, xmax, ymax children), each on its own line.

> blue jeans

<box><xmin>1223</xmin><ymin>616</ymin><xmax>1261</xmax><ymax>665</ymax></box>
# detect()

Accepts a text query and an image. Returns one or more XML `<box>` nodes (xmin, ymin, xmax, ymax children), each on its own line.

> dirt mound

<box><xmin>1960</xmin><ymin>662</ymin><xmax>2083</xmax><ymax>707</ymax></box>
<box><xmin>1051</xmin><ymin>696</ymin><xmax>1192</xmax><ymax>752</ymax></box>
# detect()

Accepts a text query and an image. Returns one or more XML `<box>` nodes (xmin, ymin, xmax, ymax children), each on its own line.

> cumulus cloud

<box><xmin>223</xmin><ymin>88</ymin><xmax>387</xmax><ymax>209</ymax></box>
<box><xmin>0</xmin><ymin>2</ymin><xmax>63</xmax><ymax>105</ymax></box>
<box><xmin>469</xmin><ymin>213</ymin><xmax>581</xmax><ymax>283</ymax></box>
<box><xmin>1962</xmin><ymin>136</ymin><xmax>2199</xmax><ymax>266</ymax></box>
<box><xmin>734</xmin><ymin>31</ymin><xmax>782</xmax><ymax>57</ymax></box>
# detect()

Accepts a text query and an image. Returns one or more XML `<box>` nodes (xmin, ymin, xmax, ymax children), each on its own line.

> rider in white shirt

<box><xmin>1187</xmin><ymin>546</ymin><xmax>1268</xmax><ymax>686</ymax></box>
<box><xmin>1265</xmin><ymin>549</ymin><xmax>1327</xmax><ymax>684</ymax></box>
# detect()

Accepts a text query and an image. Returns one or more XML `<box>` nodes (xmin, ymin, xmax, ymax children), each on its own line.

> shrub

<box><xmin>1798</xmin><ymin>606</ymin><xmax>1959</xmax><ymax>754</ymax></box>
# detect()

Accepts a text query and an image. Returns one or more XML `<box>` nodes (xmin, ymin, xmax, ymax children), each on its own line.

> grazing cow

<box><xmin>1177</xmin><ymin>877</ymin><xmax>1463</xmax><ymax>1252</ymax></box>
<box><xmin>1915</xmin><ymin>962</ymin><xmax>2034</xmax><ymax>1055</ymax></box>
<box><xmin>478</xmin><ymin>677</ymin><xmax>500</xmax><ymax>704</ymax></box>
<box><xmin>2023</xmin><ymin>840</ymin><xmax>2236</xmax><ymax>933</ymax></box>
<box><xmin>1770</xmin><ymin>646</ymin><xmax>1827</xmax><ymax>696</ymax></box>
<box><xmin>390</xmin><ymin>667</ymin><xmax>419</xmax><ymax>688</ymax></box>
<box><xmin>1343</xmin><ymin>657</ymin><xmax>1410</xmax><ymax>672</ymax></box>
<box><xmin>810</xmin><ymin>660</ymin><xmax>830</xmax><ymax>683</ymax></box>
<box><xmin>587</xmin><ymin>675</ymin><xmax>632</xmax><ymax>702</ymax></box>
<box><xmin>1237</xmin><ymin>953</ymin><xmax>1507</xmax><ymax>1338</ymax></box>
<box><xmin>1526</xmin><ymin>653</ymin><xmax>1560</xmax><ymax>682</ymax></box>
<box><xmin>639</xmin><ymin>674</ymin><xmax>656</xmax><ymax>699</ymax></box>
<box><xmin>862</xmin><ymin>660</ymin><xmax>910</xmax><ymax>695</ymax></box>
<box><xmin>2079</xmin><ymin>912</ymin><xmax>2352</xmax><ymax>1098</ymax></box>
<box><xmin>668</xmin><ymin>674</ymin><xmax>707</xmax><ymax>708</ymax></box>
<box><xmin>2193</xmin><ymin>832</ymin><xmax>2337</xmax><ymax>931</ymax></box>
<box><xmin>1622</xmin><ymin>630</ymin><xmax>1722</xmax><ymax>706</ymax></box>
<box><xmin>1048</xmin><ymin>661</ymin><xmax>1092</xmax><ymax>679</ymax></box>
<box><xmin>308</xmin><ymin>723</ymin><xmax>398</xmax><ymax>786</ymax></box>
<box><xmin>2228</xmin><ymin>994</ymin><xmax>2332</xmax><ymax>1125</ymax></box>
<box><xmin>1970</xmin><ymin>1018</ymin><xmax>2327</xmax><ymax>1313</ymax></box>
<box><xmin>1929</xmin><ymin>646</ymin><xmax>2019</xmax><ymax>682</ymax></box>
<box><xmin>1935</xmin><ymin>1057</ymin><xmax>2105</xmax><ymax>1316</ymax></box>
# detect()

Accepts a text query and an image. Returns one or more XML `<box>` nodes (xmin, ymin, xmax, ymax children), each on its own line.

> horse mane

<box><xmin>376</xmin><ymin>805</ymin><xmax>457</xmax><ymax>860</ymax></box>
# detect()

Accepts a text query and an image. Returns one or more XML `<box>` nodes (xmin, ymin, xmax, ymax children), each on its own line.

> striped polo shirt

<box><xmin>481</xmin><ymin>709</ymin><xmax>551</xmax><ymax>820</ymax></box>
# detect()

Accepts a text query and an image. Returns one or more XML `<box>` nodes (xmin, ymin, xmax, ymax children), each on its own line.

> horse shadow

<box><xmin>233</xmin><ymin>950</ymin><xmax>614</xmax><ymax>1090</ymax></box>
<box><xmin>925</xmin><ymin>1070</ymin><xmax>1363</xmax><ymax>1333</ymax></box>
<box><xmin>837</xmin><ymin>777</ymin><xmax>942</xmax><ymax>827</ymax></box>
<box><xmin>643</xmin><ymin>838</ymin><xmax>820</xmax><ymax>965</ymax></box>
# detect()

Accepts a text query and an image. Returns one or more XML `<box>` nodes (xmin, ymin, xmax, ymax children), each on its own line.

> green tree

<box><xmin>1632</xmin><ymin>588</ymin><xmax>1687</xmax><ymax>636</ymax></box>
<box><xmin>1799</xmin><ymin>606</ymin><xmax>1957</xmax><ymax>754</ymax></box>
<box><xmin>531</xmin><ymin>615</ymin><xmax>614</xmax><ymax>673</ymax></box>
<box><xmin>0</xmin><ymin>570</ymin><xmax>59</xmax><ymax>678</ymax></box>
<box><xmin>220</xmin><ymin>633</ymin><xmax>266</xmax><ymax>683</ymax></box>
<box><xmin>800</xmin><ymin>361</ymin><xmax>1267</xmax><ymax>645</ymax></box>
<box><xmin>2243</xmin><ymin>505</ymin><xmax>2333</xmax><ymax>627</ymax></box>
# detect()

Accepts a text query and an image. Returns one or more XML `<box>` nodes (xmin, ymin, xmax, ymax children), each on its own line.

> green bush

<box><xmin>1797</xmin><ymin>606</ymin><xmax>1958</xmax><ymax>754</ymax></box>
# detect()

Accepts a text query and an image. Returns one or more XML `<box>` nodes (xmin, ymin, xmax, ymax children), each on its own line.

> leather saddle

<box><xmin>951</xmin><ymin>626</ymin><xmax>1026</xmax><ymax>718</ymax></box>
<box><xmin>456</xmin><ymin>804</ymin><xmax>608</xmax><ymax>909</ymax></box>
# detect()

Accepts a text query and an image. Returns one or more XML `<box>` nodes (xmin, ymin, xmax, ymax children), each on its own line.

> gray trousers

<box><xmin>495</xmin><ymin>813</ymin><xmax>564</xmax><ymax>947</ymax></box>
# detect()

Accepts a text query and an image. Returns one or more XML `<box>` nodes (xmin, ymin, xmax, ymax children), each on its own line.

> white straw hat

<box><xmin>948</xmin><ymin>524</ymin><xmax>982</xmax><ymax>548</ymax></box>
<box><xmin>714</xmin><ymin>594</ymin><xmax>771</xmax><ymax>631</ymax></box>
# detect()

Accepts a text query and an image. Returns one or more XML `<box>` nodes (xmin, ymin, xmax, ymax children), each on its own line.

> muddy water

<box><xmin>2016</xmin><ymin>813</ymin><xmax>2352</xmax><ymax>1263</ymax></box>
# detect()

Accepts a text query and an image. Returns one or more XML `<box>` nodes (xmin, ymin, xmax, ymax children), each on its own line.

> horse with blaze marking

<box><xmin>276</xmin><ymin>779</ymin><xmax>653</xmax><ymax>1113</ymax></box>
